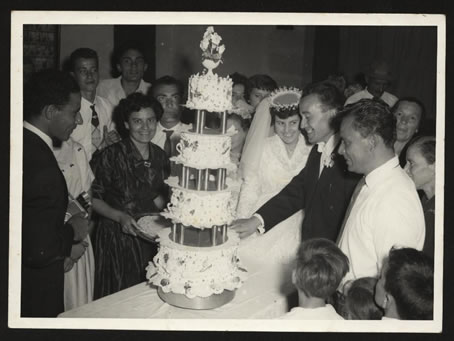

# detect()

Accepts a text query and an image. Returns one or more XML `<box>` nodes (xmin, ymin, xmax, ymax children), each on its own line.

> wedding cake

<box><xmin>146</xmin><ymin>26</ymin><xmax>247</xmax><ymax>309</ymax></box>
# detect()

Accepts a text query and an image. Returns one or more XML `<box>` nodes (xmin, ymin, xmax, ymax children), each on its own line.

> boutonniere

<box><xmin>323</xmin><ymin>153</ymin><xmax>336</xmax><ymax>168</ymax></box>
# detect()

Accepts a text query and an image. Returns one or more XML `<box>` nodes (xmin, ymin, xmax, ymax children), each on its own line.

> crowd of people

<box><xmin>22</xmin><ymin>39</ymin><xmax>436</xmax><ymax>321</ymax></box>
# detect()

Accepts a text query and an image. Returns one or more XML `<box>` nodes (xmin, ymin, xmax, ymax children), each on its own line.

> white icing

<box><xmin>146</xmin><ymin>230</ymin><xmax>247</xmax><ymax>298</ymax></box>
<box><xmin>185</xmin><ymin>72</ymin><xmax>233</xmax><ymax>112</ymax></box>
<box><xmin>161</xmin><ymin>186</ymin><xmax>235</xmax><ymax>229</ymax></box>
<box><xmin>172</xmin><ymin>132</ymin><xmax>235</xmax><ymax>170</ymax></box>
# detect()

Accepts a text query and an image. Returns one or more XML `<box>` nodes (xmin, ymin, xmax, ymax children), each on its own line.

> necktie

<box><xmin>91</xmin><ymin>104</ymin><xmax>102</xmax><ymax>151</ymax></box>
<box><xmin>163</xmin><ymin>129</ymin><xmax>174</xmax><ymax>157</ymax></box>
<box><xmin>317</xmin><ymin>142</ymin><xmax>327</xmax><ymax>177</ymax></box>
<box><xmin>336</xmin><ymin>176</ymin><xmax>366</xmax><ymax>245</ymax></box>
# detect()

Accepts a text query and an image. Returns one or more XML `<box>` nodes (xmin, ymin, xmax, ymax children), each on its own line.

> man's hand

<box><xmin>67</xmin><ymin>213</ymin><xmax>89</xmax><ymax>242</ymax></box>
<box><xmin>230</xmin><ymin>216</ymin><xmax>261</xmax><ymax>239</ymax></box>
<box><xmin>104</xmin><ymin>126</ymin><xmax>121</xmax><ymax>146</ymax></box>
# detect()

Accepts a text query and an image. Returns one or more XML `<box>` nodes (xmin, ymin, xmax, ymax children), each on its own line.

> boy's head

<box><xmin>248</xmin><ymin>74</ymin><xmax>278</xmax><ymax>108</ymax></box>
<box><xmin>293</xmin><ymin>238</ymin><xmax>349</xmax><ymax>300</ymax></box>
<box><xmin>374</xmin><ymin>247</ymin><xmax>434</xmax><ymax>320</ymax></box>
<box><xmin>343</xmin><ymin>277</ymin><xmax>384</xmax><ymax>320</ymax></box>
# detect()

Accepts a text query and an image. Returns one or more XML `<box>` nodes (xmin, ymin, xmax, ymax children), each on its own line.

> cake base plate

<box><xmin>157</xmin><ymin>287</ymin><xmax>235</xmax><ymax>310</ymax></box>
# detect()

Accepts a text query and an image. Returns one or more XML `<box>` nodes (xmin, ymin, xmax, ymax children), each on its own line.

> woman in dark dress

<box><xmin>404</xmin><ymin>136</ymin><xmax>436</xmax><ymax>259</ymax></box>
<box><xmin>91</xmin><ymin>93</ymin><xmax>170</xmax><ymax>299</ymax></box>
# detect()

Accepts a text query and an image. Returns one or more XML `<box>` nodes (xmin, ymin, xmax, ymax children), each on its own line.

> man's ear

<box><xmin>116</xmin><ymin>63</ymin><xmax>122</xmax><ymax>74</ymax></box>
<box><xmin>368</xmin><ymin>134</ymin><xmax>381</xmax><ymax>151</ymax></box>
<box><xmin>144</xmin><ymin>63</ymin><xmax>148</xmax><ymax>72</ymax></box>
<box><xmin>291</xmin><ymin>269</ymin><xmax>296</xmax><ymax>285</ymax></box>
<box><xmin>43</xmin><ymin>104</ymin><xmax>58</xmax><ymax>121</ymax></box>
<box><xmin>124</xmin><ymin>121</ymin><xmax>130</xmax><ymax>130</ymax></box>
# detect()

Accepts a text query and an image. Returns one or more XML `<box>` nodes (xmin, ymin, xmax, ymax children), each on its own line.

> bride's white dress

<box><xmin>236</xmin><ymin>134</ymin><xmax>312</xmax><ymax>265</ymax></box>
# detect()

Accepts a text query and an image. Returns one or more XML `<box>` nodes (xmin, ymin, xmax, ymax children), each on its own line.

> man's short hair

<box><xmin>384</xmin><ymin>247</ymin><xmax>434</xmax><ymax>320</ymax></box>
<box><xmin>303</xmin><ymin>81</ymin><xmax>346</xmax><ymax>131</ymax></box>
<box><xmin>114</xmin><ymin>40</ymin><xmax>147</xmax><ymax>64</ymax></box>
<box><xmin>150</xmin><ymin>75</ymin><xmax>185</xmax><ymax>98</ymax></box>
<box><xmin>24</xmin><ymin>69</ymin><xmax>80</xmax><ymax>121</ymax></box>
<box><xmin>341</xmin><ymin>98</ymin><xmax>396</xmax><ymax>148</ymax></box>
<box><xmin>293</xmin><ymin>238</ymin><xmax>349</xmax><ymax>299</ymax></box>
<box><xmin>248</xmin><ymin>74</ymin><xmax>278</xmax><ymax>92</ymax></box>
<box><xmin>391</xmin><ymin>97</ymin><xmax>427</xmax><ymax>130</ymax></box>
<box><xmin>69</xmin><ymin>48</ymin><xmax>99</xmax><ymax>72</ymax></box>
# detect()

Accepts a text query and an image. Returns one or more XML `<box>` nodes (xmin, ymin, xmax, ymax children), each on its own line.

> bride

<box><xmin>235</xmin><ymin>87</ymin><xmax>312</xmax><ymax>266</ymax></box>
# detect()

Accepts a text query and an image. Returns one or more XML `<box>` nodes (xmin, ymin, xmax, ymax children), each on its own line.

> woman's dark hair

<box><xmin>343</xmin><ymin>277</ymin><xmax>384</xmax><ymax>320</ymax></box>
<box><xmin>270</xmin><ymin>106</ymin><xmax>301</xmax><ymax>125</ymax></box>
<box><xmin>230</xmin><ymin>72</ymin><xmax>250</xmax><ymax>100</ymax></box>
<box><xmin>113</xmin><ymin>92</ymin><xmax>163</xmax><ymax>138</ymax></box>
<box><xmin>384</xmin><ymin>247</ymin><xmax>434</xmax><ymax>320</ymax></box>
<box><xmin>248</xmin><ymin>74</ymin><xmax>278</xmax><ymax>93</ymax></box>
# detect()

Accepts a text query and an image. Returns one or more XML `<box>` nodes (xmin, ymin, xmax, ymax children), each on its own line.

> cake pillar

<box><xmin>222</xmin><ymin>224</ymin><xmax>227</xmax><ymax>242</ymax></box>
<box><xmin>204</xmin><ymin>169</ymin><xmax>210</xmax><ymax>190</ymax></box>
<box><xmin>181</xmin><ymin>166</ymin><xmax>188</xmax><ymax>188</ymax></box>
<box><xmin>196</xmin><ymin>110</ymin><xmax>206</xmax><ymax>133</ymax></box>
<box><xmin>221</xmin><ymin>111</ymin><xmax>228</xmax><ymax>134</ymax></box>
<box><xmin>212</xmin><ymin>226</ymin><xmax>217</xmax><ymax>246</ymax></box>
<box><xmin>171</xmin><ymin>224</ymin><xmax>177</xmax><ymax>242</ymax></box>
<box><xmin>216</xmin><ymin>168</ymin><xmax>226</xmax><ymax>190</ymax></box>
<box><xmin>196</xmin><ymin>169</ymin><xmax>203</xmax><ymax>191</ymax></box>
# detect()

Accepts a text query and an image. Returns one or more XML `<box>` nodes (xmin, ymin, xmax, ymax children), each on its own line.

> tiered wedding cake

<box><xmin>146</xmin><ymin>26</ymin><xmax>247</xmax><ymax>309</ymax></box>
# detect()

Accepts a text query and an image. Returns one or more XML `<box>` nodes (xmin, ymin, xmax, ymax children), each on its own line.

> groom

<box><xmin>231</xmin><ymin>82</ymin><xmax>359</xmax><ymax>242</ymax></box>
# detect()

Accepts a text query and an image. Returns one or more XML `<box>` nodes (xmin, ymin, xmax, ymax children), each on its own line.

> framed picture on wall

<box><xmin>23</xmin><ymin>24</ymin><xmax>60</xmax><ymax>71</ymax></box>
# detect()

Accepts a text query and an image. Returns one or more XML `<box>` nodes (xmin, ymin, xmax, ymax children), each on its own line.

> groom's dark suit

<box><xmin>257</xmin><ymin>138</ymin><xmax>360</xmax><ymax>242</ymax></box>
<box><xmin>22</xmin><ymin>128</ymin><xmax>74</xmax><ymax>317</ymax></box>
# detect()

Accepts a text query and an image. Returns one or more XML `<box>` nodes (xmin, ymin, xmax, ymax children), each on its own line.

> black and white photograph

<box><xmin>9</xmin><ymin>10</ymin><xmax>445</xmax><ymax>334</ymax></box>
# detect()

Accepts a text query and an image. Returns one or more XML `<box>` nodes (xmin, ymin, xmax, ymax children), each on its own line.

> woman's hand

<box><xmin>63</xmin><ymin>257</ymin><xmax>75</xmax><ymax>272</ymax></box>
<box><xmin>118</xmin><ymin>213</ymin><xmax>139</xmax><ymax>236</ymax></box>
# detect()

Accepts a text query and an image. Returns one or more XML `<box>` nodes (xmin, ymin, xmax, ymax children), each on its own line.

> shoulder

<box><xmin>98</xmin><ymin>78</ymin><xmax>118</xmax><ymax>87</ymax></box>
<box><xmin>345</xmin><ymin>89</ymin><xmax>367</xmax><ymax>104</ymax></box>
<box><xmin>95</xmin><ymin>95</ymin><xmax>114</xmax><ymax>110</ymax></box>
<box><xmin>150</xmin><ymin>142</ymin><xmax>167</xmax><ymax>159</ymax></box>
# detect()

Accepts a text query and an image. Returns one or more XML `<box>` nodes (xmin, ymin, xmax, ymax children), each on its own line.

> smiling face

<box><xmin>299</xmin><ymin>93</ymin><xmax>335</xmax><ymax>145</ymax></box>
<box><xmin>249</xmin><ymin>88</ymin><xmax>271</xmax><ymax>109</ymax></box>
<box><xmin>125</xmin><ymin>107</ymin><xmax>157</xmax><ymax>146</ymax></box>
<box><xmin>153</xmin><ymin>84</ymin><xmax>182</xmax><ymax>120</ymax></box>
<box><xmin>394</xmin><ymin>101</ymin><xmax>422</xmax><ymax>143</ymax></box>
<box><xmin>117</xmin><ymin>48</ymin><xmax>147</xmax><ymax>83</ymax></box>
<box><xmin>274</xmin><ymin>114</ymin><xmax>301</xmax><ymax>147</ymax></box>
<box><xmin>72</xmin><ymin>57</ymin><xmax>99</xmax><ymax>93</ymax></box>
<box><xmin>49</xmin><ymin>92</ymin><xmax>83</xmax><ymax>142</ymax></box>
<box><xmin>405</xmin><ymin>145</ymin><xmax>435</xmax><ymax>190</ymax></box>
<box><xmin>339</xmin><ymin>115</ymin><xmax>372</xmax><ymax>175</ymax></box>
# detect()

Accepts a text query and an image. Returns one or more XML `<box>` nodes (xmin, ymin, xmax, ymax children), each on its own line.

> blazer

<box><xmin>21</xmin><ymin>128</ymin><xmax>74</xmax><ymax>317</ymax></box>
<box><xmin>257</xmin><ymin>140</ymin><xmax>360</xmax><ymax>242</ymax></box>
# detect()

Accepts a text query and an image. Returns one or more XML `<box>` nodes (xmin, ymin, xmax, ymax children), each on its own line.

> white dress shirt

<box><xmin>338</xmin><ymin>156</ymin><xmax>425</xmax><ymax>283</ymax></box>
<box><xmin>24</xmin><ymin>121</ymin><xmax>53</xmax><ymax>150</ymax></box>
<box><xmin>151</xmin><ymin>121</ymin><xmax>192</xmax><ymax>151</ymax></box>
<box><xmin>279</xmin><ymin>305</ymin><xmax>344</xmax><ymax>320</ymax></box>
<box><xmin>70</xmin><ymin>96</ymin><xmax>114</xmax><ymax>160</ymax></box>
<box><xmin>345</xmin><ymin>88</ymin><xmax>398</xmax><ymax>107</ymax></box>
<box><xmin>97</xmin><ymin>76</ymin><xmax>151</xmax><ymax>107</ymax></box>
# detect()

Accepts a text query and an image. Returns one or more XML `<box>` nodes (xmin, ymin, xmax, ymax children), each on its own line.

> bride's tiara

<box><xmin>269</xmin><ymin>87</ymin><xmax>303</xmax><ymax>113</ymax></box>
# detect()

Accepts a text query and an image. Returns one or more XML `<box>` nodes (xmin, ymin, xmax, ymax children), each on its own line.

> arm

<box><xmin>92</xmin><ymin>198</ymin><xmax>139</xmax><ymax>236</ymax></box>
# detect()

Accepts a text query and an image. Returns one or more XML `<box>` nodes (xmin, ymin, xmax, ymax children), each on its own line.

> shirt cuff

<box><xmin>252</xmin><ymin>213</ymin><xmax>265</xmax><ymax>234</ymax></box>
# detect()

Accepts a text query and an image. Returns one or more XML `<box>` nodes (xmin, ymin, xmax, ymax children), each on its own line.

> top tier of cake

<box><xmin>185</xmin><ymin>72</ymin><xmax>233</xmax><ymax>112</ymax></box>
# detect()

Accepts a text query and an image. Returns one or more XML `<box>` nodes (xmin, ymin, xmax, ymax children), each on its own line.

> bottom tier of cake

<box><xmin>146</xmin><ymin>229</ymin><xmax>247</xmax><ymax>299</ymax></box>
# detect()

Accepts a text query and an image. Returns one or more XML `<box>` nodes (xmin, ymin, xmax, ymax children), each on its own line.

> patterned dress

<box><xmin>90</xmin><ymin>138</ymin><xmax>170</xmax><ymax>299</ymax></box>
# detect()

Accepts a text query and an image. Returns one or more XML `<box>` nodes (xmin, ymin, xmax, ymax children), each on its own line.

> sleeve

<box><xmin>256</xmin><ymin>165</ymin><xmax>307</xmax><ymax>232</ymax></box>
<box><xmin>90</xmin><ymin>148</ymin><xmax>114</xmax><ymax>201</ymax></box>
<box><xmin>22</xmin><ymin>166</ymin><xmax>74</xmax><ymax>268</ymax></box>
<box><xmin>236</xmin><ymin>170</ymin><xmax>261</xmax><ymax>219</ymax></box>
<box><xmin>372</xmin><ymin>191</ymin><xmax>426</xmax><ymax>270</ymax></box>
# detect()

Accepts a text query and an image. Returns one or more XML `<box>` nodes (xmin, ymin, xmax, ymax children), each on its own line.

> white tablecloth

<box><xmin>59</xmin><ymin>255</ymin><xmax>296</xmax><ymax>319</ymax></box>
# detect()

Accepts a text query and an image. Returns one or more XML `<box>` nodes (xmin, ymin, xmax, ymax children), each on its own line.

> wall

<box><xmin>156</xmin><ymin>25</ymin><xmax>314</xmax><ymax>90</ymax></box>
<box><xmin>59</xmin><ymin>25</ymin><xmax>114</xmax><ymax>80</ymax></box>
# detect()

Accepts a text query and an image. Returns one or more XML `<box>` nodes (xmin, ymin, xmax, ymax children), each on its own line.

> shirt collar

<box><xmin>365</xmin><ymin>156</ymin><xmax>400</xmax><ymax>188</ymax></box>
<box><xmin>157</xmin><ymin>121</ymin><xmax>182</xmax><ymax>132</ymax></box>
<box><xmin>317</xmin><ymin>133</ymin><xmax>339</xmax><ymax>155</ymax></box>
<box><xmin>24</xmin><ymin>121</ymin><xmax>53</xmax><ymax>150</ymax></box>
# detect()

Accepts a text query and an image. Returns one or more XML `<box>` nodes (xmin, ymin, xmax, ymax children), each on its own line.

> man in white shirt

<box><xmin>150</xmin><ymin>76</ymin><xmax>192</xmax><ymax>159</ymax></box>
<box><xmin>345</xmin><ymin>60</ymin><xmax>398</xmax><ymax>108</ymax></box>
<box><xmin>337</xmin><ymin>98</ymin><xmax>425</xmax><ymax>286</ymax></box>
<box><xmin>97</xmin><ymin>41</ymin><xmax>151</xmax><ymax>107</ymax></box>
<box><xmin>69</xmin><ymin>48</ymin><xmax>120</xmax><ymax>160</ymax></box>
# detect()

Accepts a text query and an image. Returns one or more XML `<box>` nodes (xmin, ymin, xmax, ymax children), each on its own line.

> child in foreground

<box><xmin>340</xmin><ymin>277</ymin><xmax>384</xmax><ymax>320</ymax></box>
<box><xmin>280</xmin><ymin>238</ymin><xmax>349</xmax><ymax>320</ymax></box>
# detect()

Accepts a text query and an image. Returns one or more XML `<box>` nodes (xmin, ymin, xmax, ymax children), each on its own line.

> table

<box><xmin>59</xmin><ymin>255</ymin><xmax>296</xmax><ymax>319</ymax></box>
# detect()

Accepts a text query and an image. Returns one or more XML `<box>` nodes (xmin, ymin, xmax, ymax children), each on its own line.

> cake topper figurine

<box><xmin>200</xmin><ymin>26</ymin><xmax>225</xmax><ymax>72</ymax></box>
